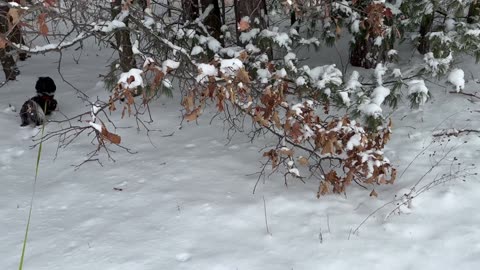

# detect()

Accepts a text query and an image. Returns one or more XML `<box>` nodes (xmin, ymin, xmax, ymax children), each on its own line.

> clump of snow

<box><xmin>162</xmin><ymin>60</ymin><xmax>180</xmax><ymax>73</ymax></box>
<box><xmin>358</xmin><ymin>103</ymin><xmax>382</xmax><ymax>118</ymax></box>
<box><xmin>288</xmin><ymin>168</ymin><xmax>301</xmax><ymax>177</ymax></box>
<box><xmin>207</xmin><ymin>37</ymin><xmax>222</xmax><ymax>53</ymax></box>
<box><xmin>191</xmin><ymin>46</ymin><xmax>204</xmax><ymax>56</ymax></box>
<box><xmin>143</xmin><ymin>8</ymin><xmax>155</xmax><ymax>29</ymax></box>
<box><xmin>296</xmin><ymin>76</ymin><xmax>306</xmax><ymax>86</ymax></box>
<box><xmin>465</xmin><ymin>29</ymin><xmax>480</xmax><ymax>37</ymax></box>
<box><xmin>445</xmin><ymin>18</ymin><xmax>456</xmax><ymax>31</ymax></box>
<box><xmin>256</xmin><ymin>69</ymin><xmax>271</xmax><ymax>84</ymax></box>
<box><xmin>391</xmin><ymin>68</ymin><xmax>402</xmax><ymax>78</ymax></box>
<box><xmin>387</xmin><ymin>50</ymin><xmax>398</xmax><ymax>57</ymax></box>
<box><xmin>407</xmin><ymin>79</ymin><xmax>429</xmax><ymax>106</ymax></box>
<box><xmin>94</xmin><ymin>20</ymin><xmax>126</xmax><ymax>33</ymax></box>
<box><xmin>239</xmin><ymin>28</ymin><xmax>260</xmax><ymax>44</ymax></box>
<box><xmin>371</xmin><ymin>86</ymin><xmax>391</xmax><ymax>105</ymax></box>
<box><xmin>220</xmin><ymin>59</ymin><xmax>243</xmax><ymax>76</ymax></box>
<box><xmin>447</xmin><ymin>68</ymin><xmax>465</xmax><ymax>92</ymax></box>
<box><xmin>276</xmin><ymin>68</ymin><xmax>287</xmax><ymax>78</ymax></box>
<box><xmin>424</xmin><ymin>52</ymin><xmax>453</xmax><ymax>76</ymax></box>
<box><xmin>346</xmin><ymin>133</ymin><xmax>362</xmax><ymax>150</ymax></box>
<box><xmin>260</xmin><ymin>29</ymin><xmax>292</xmax><ymax>50</ymax></box>
<box><xmin>162</xmin><ymin>79</ymin><xmax>172</xmax><ymax>88</ymax></box>
<box><xmin>118</xmin><ymin>68</ymin><xmax>144</xmax><ymax>89</ymax></box>
<box><xmin>245</xmin><ymin>43</ymin><xmax>260</xmax><ymax>53</ymax></box>
<box><xmin>284</xmin><ymin>52</ymin><xmax>297</xmax><ymax>71</ymax></box>
<box><xmin>196</xmin><ymin>63</ymin><xmax>218</xmax><ymax>83</ymax></box>
<box><xmin>303</xmin><ymin>65</ymin><xmax>343</xmax><ymax>90</ymax></box>
<box><xmin>374</xmin><ymin>63</ymin><xmax>388</xmax><ymax>85</ymax></box>
<box><xmin>132</xmin><ymin>40</ymin><xmax>142</xmax><ymax>55</ymax></box>
<box><xmin>351</xmin><ymin>20</ymin><xmax>360</xmax><ymax>33</ymax></box>
<box><xmin>345</xmin><ymin>71</ymin><xmax>361</xmax><ymax>91</ymax></box>
<box><xmin>339</xmin><ymin>91</ymin><xmax>350</xmax><ymax>106</ymax></box>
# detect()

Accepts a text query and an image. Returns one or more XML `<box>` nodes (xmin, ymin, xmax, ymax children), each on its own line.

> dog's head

<box><xmin>35</xmin><ymin>77</ymin><xmax>56</xmax><ymax>96</ymax></box>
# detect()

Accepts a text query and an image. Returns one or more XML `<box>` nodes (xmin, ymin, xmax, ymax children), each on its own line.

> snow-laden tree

<box><xmin>7</xmin><ymin>0</ymin><xmax>478</xmax><ymax>195</ymax></box>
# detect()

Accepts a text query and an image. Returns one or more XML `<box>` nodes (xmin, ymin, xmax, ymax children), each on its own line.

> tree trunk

<box><xmin>183</xmin><ymin>0</ymin><xmax>199</xmax><ymax>21</ymax></box>
<box><xmin>200</xmin><ymin>0</ymin><xmax>223</xmax><ymax>43</ymax></box>
<box><xmin>417</xmin><ymin>14</ymin><xmax>433</xmax><ymax>54</ymax></box>
<box><xmin>468</xmin><ymin>0</ymin><xmax>480</xmax><ymax>23</ymax></box>
<box><xmin>0</xmin><ymin>5</ymin><xmax>17</xmax><ymax>80</ymax></box>
<box><xmin>111</xmin><ymin>0</ymin><xmax>136</xmax><ymax>72</ymax></box>
<box><xmin>234</xmin><ymin>0</ymin><xmax>268</xmax><ymax>43</ymax></box>
<box><xmin>350</xmin><ymin>36</ymin><xmax>377</xmax><ymax>69</ymax></box>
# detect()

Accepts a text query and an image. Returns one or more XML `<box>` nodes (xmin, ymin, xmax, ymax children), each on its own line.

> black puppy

<box><xmin>20</xmin><ymin>77</ymin><xmax>58</xmax><ymax>126</ymax></box>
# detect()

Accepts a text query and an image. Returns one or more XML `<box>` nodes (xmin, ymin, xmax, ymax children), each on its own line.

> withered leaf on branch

<box><xmin>101</xmin><ymin>126</ymin><xmax>121</xmax><ymax>144</ymax></box>
<box><xmin>108</xmin><ymin>97</ymin><xmax>116</xmax><ymax>112</ymax></box>
<box><xmin>272</xmin><ymin>111</ymin><xmax>282</xmax><ymax>128</ymax></box>
<box><xmin>278</xmin><ymin>148</ymin><xmax>294</xmax><ymax>157</ymax></box>
<box><xmin>289</xmin><ymin>122</ymin><xmax>303</xmax><ymax>142</ymax></box>
<box><xmin>184</xmin><ymin>107</ymin><xmax>202</xmax><ymax>122</ymax></box>
<box><xmin>182</xmin><ymin>94</ymin><xmax>195</xmax><ymax>113</ymax></box>
<box><xmin>263</xmin><ymin>149</ymin><xmax>279</xmax><ymax>169</ymax></box>
<box><xmin>321</xmin><ymin>138</ymin><xmax>335</xmax><ymax>155</ymax></box>
<box><xmin>238</xmin><ymin>19</ymin><xmax>250</xmax><ymax>32</ymax></box>
<box><xmin>297</xmin><ymin>156</ymin><xmax>309</xmax><ymax>166</ymax></box>
<box><xmin>37</xmin><ymin>13</ymin><xmax>49</xmax><ymax>36</ymax></box>
<box><xmin>236</xmin><ymin>68</ymin><xmax>251</xmax><ymax>84</ymax></box>
<box><xmin>317</xmin><ymin>181</ymin><xmax>330</xmax><ymax>198</ymax></box>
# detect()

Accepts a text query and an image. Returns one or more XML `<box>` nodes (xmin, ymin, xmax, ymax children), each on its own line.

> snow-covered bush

<box><xmin>23</xmin><ymin>0</ymin><xmax>480</xmax><ymax>196</ymax></box>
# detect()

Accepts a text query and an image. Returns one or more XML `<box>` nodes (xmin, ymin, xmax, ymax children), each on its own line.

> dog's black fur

<box><xmin>20</xmin><ymin>77</ymin><xmax>58</xmax><ymax>126</ymax></box>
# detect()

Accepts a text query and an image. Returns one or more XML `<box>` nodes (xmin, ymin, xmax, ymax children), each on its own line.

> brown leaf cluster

<box><xmin>364</xmin><ymin>3</ymin><xmax>387</xmax><ymax>37</ymax></box>
<box><xmin>183</xmin><ymin>54</ymin><xmax>396</xmax><ymax>198</ymax></box>
<box><xmin>101</xmin><ymin>125</ymin><xmax>121</xmax><ymax>145</ymax></box>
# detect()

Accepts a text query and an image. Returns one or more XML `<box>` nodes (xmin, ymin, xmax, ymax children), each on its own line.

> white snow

<box><xmin>374</xmin><ymin>63</ymin><xmax>388</xmax><ymax>85</ymax></box>
<box><xmin>207</xmin><ymin>37</ymin><xmax>222</xmax><ymax>53</ymax></box>
<box><xmin>220</xmin><ymin>58</ymin><xmax>243</xmax><ymax>76</ymax></box>
<box><xmin>359</xmin><ymin>102</ymin><xmax>382</xmax><ymax>117</ymax></box>
<box><xmin>118</xmin><ymin>68</ymin><xmax>144</xmax><ymax>89</ymax></box>
<box><xmin>162</xmin><ymin>59</ymin><xmax>180</xmax><ymax>73</ymax></box>
<box><xmin>407</xmin><ymin>79</ymin><xmax>430</xmax><ymax>106</ymax></box>
<box><xmin>256</xmin><ymin>69</ymin><xmax>271</xmax><ymax>83</ymax></box>
<box><xmin>191</xmin><ymin>46</ymin><xmax>204</xmax><ymax>56</ymax></box>
<box><xmin>345</xmin><ymin>71</ymin><xmax>362</xmax><ymax>91</ymax></box>
<box><xmin>2</xmin><ymin>22</ymin><xmax>480</xmax><ymax>270</ymax></box>
<box><xmin>295</xmin><ymin>76</ymin><xmax>306</xmax><ymax>86</ymax></box>
<box><xmin>196</xmin><ymin>63</ymin><xmax>218</xmax><ymax>83</ymax></box>
<box><xmin>447</xmin><ymin>68</ymin><xmax>465</xmax><ymax>92</ymax></box>
<box><xmin>371</xmin><ymin>86</ymin><xmax>391</xmax><ymax>105</ymax></box>
<box><xmin>339</xmin><ymin>91</ymin><xmax>351</xmax><ymax>106</ymax></box>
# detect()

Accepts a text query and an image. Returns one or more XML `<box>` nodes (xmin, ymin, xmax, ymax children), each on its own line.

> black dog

<box><xmin>20</xmin><ymin>77</ymin><xmax>57</xmax><ymax>126</ymax></box>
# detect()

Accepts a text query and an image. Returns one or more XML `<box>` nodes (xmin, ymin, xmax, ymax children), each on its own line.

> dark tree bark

<box><xmin>111</xmin><ymin>0</ymin><xmax>136</xmax><ymax>72</ymax></box>
<box><xmin>234</xmin><ymin>0</ymin><xmax>268</xmax><ymax>43</ymax></box>
<box><xmin>350</xmin><ymin>36</ymin><xmax>377</xmax><ymax>69</ymax></box>
<box><xmin>200</xmin><ymin>0</ymin><xmax>223</xmax><ymax>43</ymax></box>
<box><xmin>468</xmin><ymin>0</ymin><xmax>480</xmax><ymax>24</ymax></box>
<box><xmin>0</xmin><ymin>5</ymin><xmax>18</xmax><ymax>80</ymax></box>
<box><xmin>183</xmin><ymin>0</ymin><xmax>199</xmax><ymax>21</ymax></box>
<box><xmin>417</xmin><ymin>14</ymin><xmax>434</xmax><ymax>54</ymax></box>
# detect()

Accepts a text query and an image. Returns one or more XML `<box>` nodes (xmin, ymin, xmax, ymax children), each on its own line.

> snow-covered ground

<box><xmin>1</xmin><ymin>42</ymin><xmax>480</xmax><ymax>270</ymax></box>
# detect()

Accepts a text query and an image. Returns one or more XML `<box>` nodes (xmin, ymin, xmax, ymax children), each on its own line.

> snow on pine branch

<box><xmin>13</xmin><ymin>32</ymin><xmax>91</xmax><ymax>53</ymax></box>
